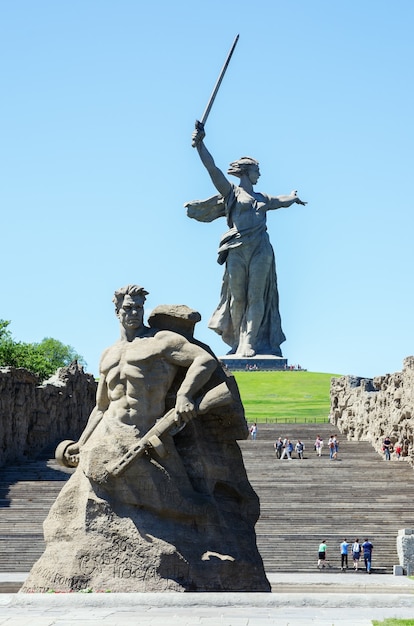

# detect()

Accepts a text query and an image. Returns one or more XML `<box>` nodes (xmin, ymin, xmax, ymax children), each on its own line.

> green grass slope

<box><xmin>233</xmin><ymin>370</ymin><xmax>342</xmax><ymax>424</ymax></box>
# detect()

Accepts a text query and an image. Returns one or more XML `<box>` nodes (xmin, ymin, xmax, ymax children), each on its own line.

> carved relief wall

<box><xmin>330</xmin><ymin>356</ymin><xmax>414</xmax><ymax>465</ymax></box>
<box><xmin>0</xmin><ymin>363</ymin><xmax>97</xmax><ymax>467</ymax></box>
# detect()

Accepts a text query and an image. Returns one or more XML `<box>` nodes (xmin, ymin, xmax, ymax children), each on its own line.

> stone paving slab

<box><xmin>0</xmin><ymin>573</ymin><xmax>414</xmax><ymax>625</ymax></box>
<box><xmin>1</xmin><ymin>592</ymin><xmax>414</xmax><ymax>625</ymax></box>
<box><xmin>1</xmin><ymin>590</ymin><xmax>414</xmax><ymax>607</ymax></box>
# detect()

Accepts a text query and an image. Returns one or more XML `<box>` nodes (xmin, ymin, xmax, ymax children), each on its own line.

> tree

<box><xmin>0</xmin><ymin>320</ymin><xmax>11</xmax><ymax>340</ymax></box>
<box><xmin>35</xmin><ymin>337</ymin><xmax>86</xmax><ymax>373</ymax></box>
<box><xmin>0</xmin><ymin>320</ymin><xmax>87</xmax><ymax>381</ymax></box>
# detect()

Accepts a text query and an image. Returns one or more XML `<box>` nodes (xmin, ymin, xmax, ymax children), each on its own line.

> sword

<box><xmin>192</xmin><ymin>34</ymin><xmax>239</xmax><ymax>147</ymax></box>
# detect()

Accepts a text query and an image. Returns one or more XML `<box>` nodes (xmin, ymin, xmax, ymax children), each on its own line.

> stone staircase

<box><xmin>240</xmin><ymin>423</ymin><xmax>414</xmax><ymax>573</ymax></box>
<box><xmin>1</xmin><ymin>423</ymin><xmax>414</xmax><ymax>576</ymax></box>
<box><xmin>0</xmin><ymin>452</ymin><xmax>73</xmax><ymax>573</ymax></box>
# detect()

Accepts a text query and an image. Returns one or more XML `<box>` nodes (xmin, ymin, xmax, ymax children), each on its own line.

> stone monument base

<box><xmin>219</xmin><ymin>355</ymin><xmax>288</xmax><ymax>372</ymax></box>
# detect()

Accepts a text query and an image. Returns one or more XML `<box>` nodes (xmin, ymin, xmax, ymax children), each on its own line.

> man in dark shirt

<box><xmin>362</xmin><ymin>538</ymin><xmax>374</xmax><ymax>573</ymax></box>
<box><xmin>383</xmin><ymin>436</ymin><xmax>392</xmax><ymax>460</ymax></box>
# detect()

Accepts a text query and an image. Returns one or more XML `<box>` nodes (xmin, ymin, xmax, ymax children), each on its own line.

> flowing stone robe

<box><xmin>187</xmin><ymin>185</ymin><xmax>285</xmax><ymax>356</ymax></box>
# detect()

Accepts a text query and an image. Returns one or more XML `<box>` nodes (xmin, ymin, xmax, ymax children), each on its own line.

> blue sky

<box><xmin>1</xmin><ymin>0</ymin><xmax>413</xmax><ymax>379</ymax></box>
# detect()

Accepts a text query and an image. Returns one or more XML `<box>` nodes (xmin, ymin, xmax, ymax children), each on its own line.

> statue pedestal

<box><xmin>219</xmin><ymin>354</ymin><xmax>288</xmax><ymax>371</ymax></box>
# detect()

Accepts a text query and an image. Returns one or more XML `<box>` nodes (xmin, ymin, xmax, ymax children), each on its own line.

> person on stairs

<box><xmin>340</xmin><ymin>538</ymin><xmax>349</xmax><ymax>571</ymax></box>
<box><xmin>352</xmin><ymin>538</ymin><xmax>361</xmax><ymax>571</ymax></box>
<box><xmin>317</xmin><ymin>540</ymin><xmax>327</xmax><ymax>569</ymax></box>
<box><xmin>362</xmin><ymin>538</ymin><xmax>374</xmax><ymax>574</ymax></box>
<box><xmin>280</xmin><ymin>439</ymin><xmax>293</xmax><ymax>460</ymax></box>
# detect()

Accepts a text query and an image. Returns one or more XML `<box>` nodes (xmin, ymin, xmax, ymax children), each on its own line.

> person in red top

<box><xmin>395</xmin><ymin>442</ymin><xmax>402</xmax><ymax>460</ymax></box>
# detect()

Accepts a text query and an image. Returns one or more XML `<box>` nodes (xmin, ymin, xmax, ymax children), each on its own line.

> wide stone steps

<box><xmin>1</xmin><ymin>423</ymin><xmax>414</xmax><ymax>574</ymax></box>
<box><xmin>240</xmin><ymin>423</ymin><xmax>414</xmax><ymax>573</ymax></box>
<box><xmin>0</xmin><ymin>454</ymin><xmax>73</xmax><ymax>571</ymax></box>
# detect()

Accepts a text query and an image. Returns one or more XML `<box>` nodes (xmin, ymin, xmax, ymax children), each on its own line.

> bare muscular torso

<box><xmin>99</xmin><ymin>331</ymin><xmax>178</xmax><ymax>434</ymax></box>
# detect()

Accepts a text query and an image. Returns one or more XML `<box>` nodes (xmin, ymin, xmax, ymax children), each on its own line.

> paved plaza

<box><xmin>1</xmin><ymin>572</ymin><xmax>414</xmax><ymax>625</ymax></box>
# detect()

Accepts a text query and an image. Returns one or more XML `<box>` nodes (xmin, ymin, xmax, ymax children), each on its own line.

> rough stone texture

<box><xmin>0</xmin><ymin>363</ymin><xmax>97</xmax><ymax>467</ymax></box>
<box><xmin>330</xmin><ymin>356</ymin><xmax>414</xmax><ymax>464</ymax></box>
<box><xmin>397</xmin><ymin>529</ymin><xmax>414</xmax><ymax>574</ymax></box>
<box><xmin>21</xmin><ymin>293</ymin><xmax>270</xmax><ymax>593</ymax></box>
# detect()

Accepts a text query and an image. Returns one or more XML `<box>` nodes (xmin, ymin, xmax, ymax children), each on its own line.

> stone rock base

<box><xmin>21</xmin><ymin>466</ymin><xmax>270</xmax><ymax>593</ymax></box>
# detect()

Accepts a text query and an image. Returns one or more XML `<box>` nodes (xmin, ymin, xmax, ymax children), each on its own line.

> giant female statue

<box><xmin>186</xmin><ymin>123</ymin><xmax>307</xmax><ymax>358</ymax></box>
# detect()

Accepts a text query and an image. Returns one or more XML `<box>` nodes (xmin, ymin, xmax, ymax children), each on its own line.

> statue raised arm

<box><xmin>186</xmin><ymin>125</ymin><xmax>306</xmax><ymax>358</ymax></box>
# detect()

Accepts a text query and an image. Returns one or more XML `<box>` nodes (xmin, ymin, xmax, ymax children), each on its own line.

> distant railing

<box><xmin>262</xmin><ymin>417</ymin><xmax>331</xmax><ymax>424</ymax></box>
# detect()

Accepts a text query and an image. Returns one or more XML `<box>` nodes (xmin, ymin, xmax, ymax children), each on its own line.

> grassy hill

<box><xmin>233</xmin><ymin>370</ymin><xmax>342</xmax><ymax>424</ymax></box>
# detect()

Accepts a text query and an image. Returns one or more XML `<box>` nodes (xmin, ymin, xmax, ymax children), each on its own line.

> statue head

<box><xmin>113</xmin><ymin>285</ymin><xmax>149</xmax><ymax>314</ymax></box>
<box><xmin>227</xmin><ymin>156</ymin><xmax>260</xmax><ymax>178</ymax></box>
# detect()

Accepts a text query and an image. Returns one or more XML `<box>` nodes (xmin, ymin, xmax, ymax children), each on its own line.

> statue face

<box><xmin>118</xmin><ymin>294</ymin><xmax>145</xmax><ymax>330</ymax></box>
<box><xmin>247</xmin><ymin>165</ymin><xmax>260</xmax><ymax>185</ymax></box>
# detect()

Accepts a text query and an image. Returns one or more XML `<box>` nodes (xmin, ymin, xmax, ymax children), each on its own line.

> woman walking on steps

<box><xmin>317</xmin><ymin>540</ymin><xmax>327</xmax><ymax>569</ymax></box>
<box><xmin>352</xmin><ymin>538</ymin><xmax>361</xmax><ymax>571</ymax></box>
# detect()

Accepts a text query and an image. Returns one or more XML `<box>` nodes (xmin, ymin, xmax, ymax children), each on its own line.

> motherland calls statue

<box><xmin>186</xmin><ymin>124</ymin><xmax>307</xmax><ymax>358</ymax></box>
<box><xmin>21</xmin><ymin>285</ymin><xmax>270</xmax><ymax>592</ymax></box>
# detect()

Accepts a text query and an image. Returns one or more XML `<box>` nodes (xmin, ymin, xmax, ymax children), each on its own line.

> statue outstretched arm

<box><xmin>265</xmin><ymin>190</ymin><xmax>307</xmax><ymax>211</ymax></box>
<box><xmin>192</xmin><ymin>123</ymin><xmax>232</xmax><ymax>198</ymax></box>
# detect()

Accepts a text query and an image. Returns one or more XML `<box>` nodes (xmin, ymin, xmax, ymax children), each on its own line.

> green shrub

<box><xmin>0</xmin><ymin>320</ymin><xmax>86</xmax><ymax>381</ymax></box>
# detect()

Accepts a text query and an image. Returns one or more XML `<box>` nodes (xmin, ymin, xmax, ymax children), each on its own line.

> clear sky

<box><xmin>1</xmin><ymin>0</ymin><xmax>413</xmax><ymax>379</ymax></box>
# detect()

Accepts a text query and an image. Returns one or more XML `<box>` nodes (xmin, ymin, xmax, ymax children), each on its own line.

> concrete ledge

<box><xmin>267</xmin><ymin>572</ymin><xmax>414</xmax><ymax>590</ymax></box>
<box><xmin>0</xmin><ymin>583</ymin><xmax>22</xmax><ymax>593</ymax></box>
<box><xmin>3</xmin><ymin>572</ymin><xmax>414</xmax><ymax>596</ymax></box>
<box><xmin>2</xmin><ymin>591</ymin><xmax>414</xmax><ymax>609</ymax></box>
<box><xmin>0</xmin><ymin>573</ymin><xmax>26</xmax><ymax>593</ymax></box>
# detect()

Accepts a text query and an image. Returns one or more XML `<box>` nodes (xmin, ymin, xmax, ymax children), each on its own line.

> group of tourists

<box><xmin>314</xmin><ymin>434</ymin><xmax>339</xmax><ymax>460</ymax></box>
<box><xmin>272</xmin><ymin>435</ymin><xmax>340</xmax><ymax>461</ymax></box>
<box><xmin>255</xmin><ymin>428</ymin><xmax>407</xmax><ymax>465</ymax></box>
<box><xmin>245</xmin><ymin>364</ymin><xmax>260</xmax><ymax>371</ymax></box>
<box><xmin>382</xmin><ymin>435</ymin><xmax>407</xmax><ymax>460</ymax></box>
<box><xmin>274</xmin><ymin>437</ymin><xmax>305</xmax><ymax>460</ymax></box>
<box><xmin>318</xmin><ymin>538</ymin><xmax>374</xmax><ymax>573</ymax></box>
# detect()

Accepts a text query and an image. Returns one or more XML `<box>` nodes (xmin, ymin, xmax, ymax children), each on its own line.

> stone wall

<box><xmin>0</xmin><ymin>363</ymin><xmax>97</xmax><ymax>467</ymax></box>
<box><xmin>330</xmin><ymin>356</ymin><xmax>414</xmax><ymax>465</ymax></box>
<box><xmin>397</xmin><ymin>529</ymin><xmax>414</xmax><ymax>574</ymax></box>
